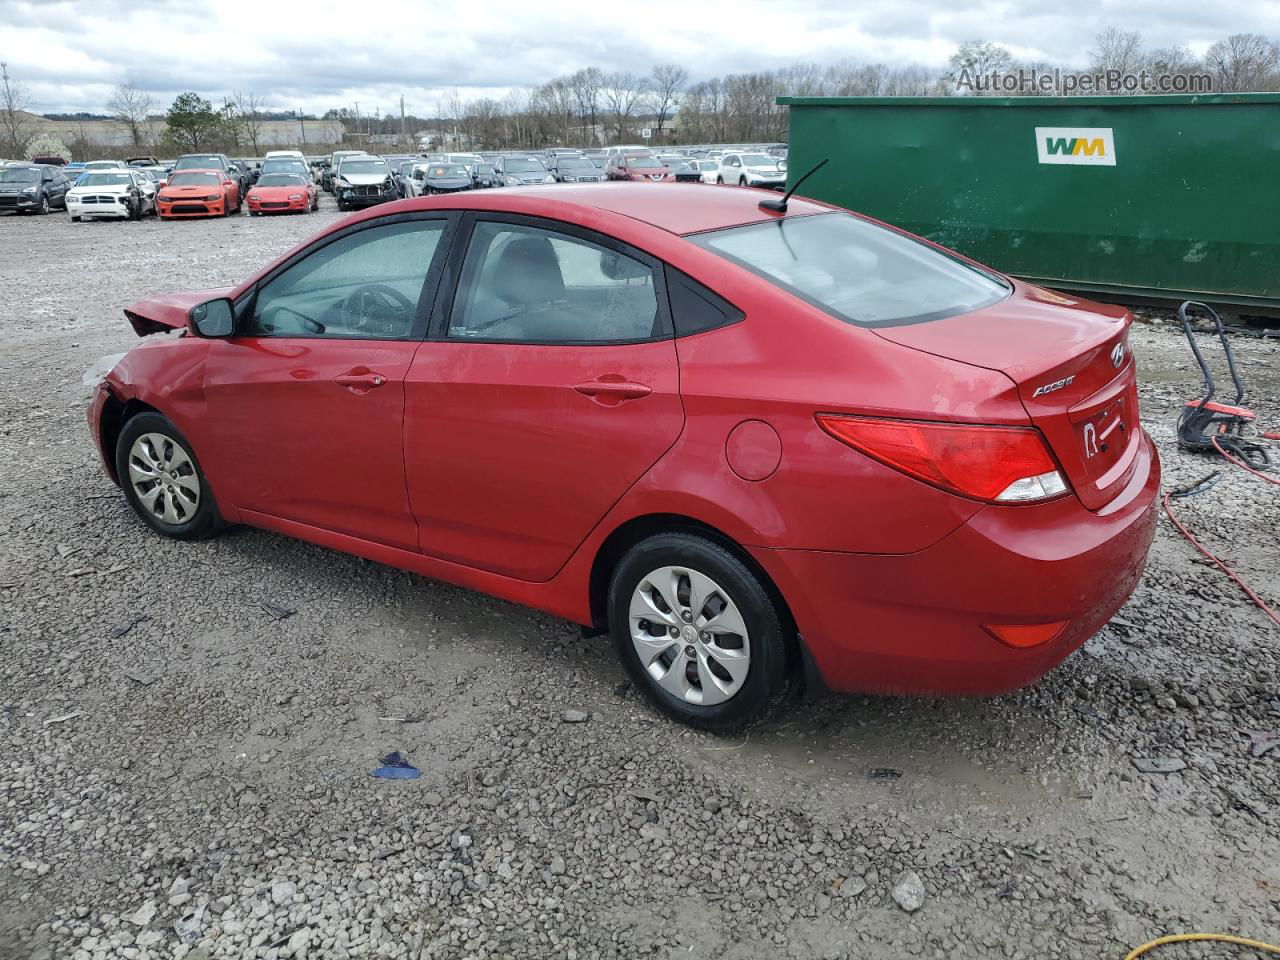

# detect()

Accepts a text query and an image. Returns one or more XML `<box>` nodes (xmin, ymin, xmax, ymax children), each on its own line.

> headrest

<box><xmin>494</xmin><ymin>236</ymin><xmax>565</xmax><ymax>305</ymax></box>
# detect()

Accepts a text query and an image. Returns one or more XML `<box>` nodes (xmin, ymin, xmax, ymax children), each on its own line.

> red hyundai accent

<box><xmin>86</xmin><ymin>184</ymin><xmax>1158</xmax><ymax>728</ymax></box>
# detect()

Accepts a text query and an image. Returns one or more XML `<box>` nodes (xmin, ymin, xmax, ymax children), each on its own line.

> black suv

<box><xmin>0</xmin><ymin>164</ymin><xmax>72</xmax><ymax>214</ymax></box>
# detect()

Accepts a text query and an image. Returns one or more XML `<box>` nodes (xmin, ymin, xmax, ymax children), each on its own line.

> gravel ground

<box><xmin>1</xmin><ymin>200</ymin><xmax>1278</xmax><ymax>960</ymax></box>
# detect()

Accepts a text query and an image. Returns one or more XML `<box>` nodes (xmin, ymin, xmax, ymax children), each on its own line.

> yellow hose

<box><xmin>1125</xmin><ymin>933</ymin><xmax>1280</xmax><ymax>960</ymax></box>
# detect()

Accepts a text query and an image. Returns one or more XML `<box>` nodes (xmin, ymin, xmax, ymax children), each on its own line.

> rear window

<box><xmin>691</xmin><ymin>212</ymin><xmax>1010</xmax><ymax>327</ymax></box>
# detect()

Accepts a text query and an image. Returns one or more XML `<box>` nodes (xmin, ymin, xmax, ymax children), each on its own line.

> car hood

<box><xmin>426</xmin><ymin>177</ymin><xmax>472</xmax><ymax>187</ymax></box>
<box><xmin>338</xmin><ymin>172</ymin><xmax>390</xmax><ymax>186</ymax></box>
<box><xmin>250</xmin><ymin>186</ymin><xmax>309</xmax><ymax>199</ymax></box>
<box><xmin>69</xmin><ymin>184</ymin><xmax>131</xmax><ymax>195</ymax></box>
<box><xmin>123</xmin><ymin>288</ymin><xmax>233</xmax><ymax>336</ymax></box>
<box><xmin>161</xmin><ymin>184</ymin><xmax>222</xmax><ymax>195</ymax></box>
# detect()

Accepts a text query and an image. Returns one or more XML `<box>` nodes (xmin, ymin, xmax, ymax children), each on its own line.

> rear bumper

<box><xmin>752</xmin><ymin>429</ymin><xmax>1160</xmax><ymax>696</ymax></box>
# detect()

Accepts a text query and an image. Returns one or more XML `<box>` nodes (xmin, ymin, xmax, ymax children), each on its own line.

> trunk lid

<box><xmin>873</xmin><ymin>282</ymin><xmax>1139</xmax><ymax>511</ymax></box>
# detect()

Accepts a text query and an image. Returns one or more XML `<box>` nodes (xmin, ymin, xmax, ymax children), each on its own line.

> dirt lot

<box><xmin>1</xmin><ymin>200</ymin><xmax>1278</xmax><ymax>960</ymax></box>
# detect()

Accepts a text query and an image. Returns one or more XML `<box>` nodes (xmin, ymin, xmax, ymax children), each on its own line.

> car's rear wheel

<box><xmin>115</xmin><ymin>412</ymin><xmax>221</xmax><ymax>541</ymax></box>
<box><xmin>609</xmin><ymin>533</ymin><xmax>792</xmax><ymax>730</ymax></box>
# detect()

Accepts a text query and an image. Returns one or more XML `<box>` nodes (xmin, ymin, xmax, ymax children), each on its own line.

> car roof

<box><xmin>415</xmin><ymin>182</ymin><xmax>827</xmax><ymax>236</ymax></box>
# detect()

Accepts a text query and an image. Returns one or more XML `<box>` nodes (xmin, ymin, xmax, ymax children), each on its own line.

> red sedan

<box><xmin>86</xmin><ymin>184</ymin><xmax>1158</xmax><ymax>728</ymax></box>
<box><xmin>157</xmin><ymin>169</ymin><xmax>240</xmax><ymax>218</ymax></box>
<box><xmin>246</xmin><ymin>172</ymin><xmax>319</xmax><ymax>215</ymax></box>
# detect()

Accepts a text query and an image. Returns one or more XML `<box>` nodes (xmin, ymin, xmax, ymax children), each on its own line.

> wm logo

<box><xmin>1045</xmin><ymin>137</ymin><xmax>1107</xmax><ymax>157</ymax></box>
<box><xmin>1035</xmin><ymin>127</ymin><xmax>1117</xmax><ymax>166</ymax></box>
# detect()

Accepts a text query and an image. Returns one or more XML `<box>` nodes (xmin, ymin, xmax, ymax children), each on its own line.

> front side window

<box><xmin>247</xmin><ymin>220</ymin><xmax>447</xmax><ymax>339</ymax></box>
<box><xmin>449</xmin><ymin>222</ymin><xmax>659</xmax><ymax>343</ymax></box>
<box><xmin>691</xmin><ymin>212</ymin><xmax>1010</xmax><ymax>327</ymax></box>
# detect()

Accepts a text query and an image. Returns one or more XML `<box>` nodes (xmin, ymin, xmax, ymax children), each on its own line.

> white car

<box><xmin>265</xmin><ymin>150</ymin><xmax>304</xmax><ymax>160</ymax></box>
<box><xmin>66</xmin><ymin>170</ymin><xmax>157</xmax><ymax>221</ymax></box>
<box><xmin>695</xmin><ymin>159</ymin><xmax>722</xmax><ymax>184</ymax></box>
<box><xmin>716</xmin><ymin>152</ymin><xmax>787</xmax><ymax>189</ymax></box>
<box><xmin>83</xmin><ymin>160</ymin><xmax>128</xmax><ymax>172</ymax></box>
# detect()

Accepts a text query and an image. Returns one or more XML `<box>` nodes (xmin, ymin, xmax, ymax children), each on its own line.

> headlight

<box><xmin>287</xmin><ymin>194</ymin><xmax>303</xmax><ymax>200</ymax></box>
<box><xmin>203</xmin><ymin>194</ymin><xmax>221</xmax><ymax>201</ymax></box>
<box><xmin>562</xmin><ymin>176</ymin><xmax>575</xmax><ymax>182</ymax></box>
<box><xmin>22</xmin><ymin>186</ymin><xmax>37</xmax><ymax>194</ymax></box>
<box><xmin>542</xmin><ymin>175</ymin><xmax>555</xmax><ymax>183</ymax></box>
<box><xmin>506</xmin><ymin>176</ymin><xmax>520</xmax><ymax>185</ymax></box>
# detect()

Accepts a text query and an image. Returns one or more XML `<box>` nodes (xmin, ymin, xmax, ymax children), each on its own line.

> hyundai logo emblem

<box><xmin>1110</xmin><ymin>342</ymin><xmax>1126</xmax><ymax>368</ymax></box>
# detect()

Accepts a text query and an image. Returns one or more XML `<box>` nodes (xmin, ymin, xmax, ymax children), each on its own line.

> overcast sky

<box><xmin>4</xmin><ymin>0</ymin><xmax>1277</xmax><ymax>116</ymax></box>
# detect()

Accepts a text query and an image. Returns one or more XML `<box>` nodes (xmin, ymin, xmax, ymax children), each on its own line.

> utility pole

<box><xmin>297</xmin><ymin>109</ymin><xmax>306</xmax><ymax>145</ymax></box>
<box><xmin>353</xmin><ymin>101</ymin><xmax>360</xmax><ymax>145</ymax></box>
<box><xmin>399</xmin><ymin>95</ymin><xmax>406</xmax><ymax>146</ymax></box>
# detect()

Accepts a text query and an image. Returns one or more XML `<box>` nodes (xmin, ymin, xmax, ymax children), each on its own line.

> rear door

<box><xmin>204</xmin><ymin>213</ymin><xmax>455</xmax><ymax>549</ymax></box>
<box><xmin>404</xmin><ymin>214</ymin><xmax>684</xmax><ymax>581</ymax></box>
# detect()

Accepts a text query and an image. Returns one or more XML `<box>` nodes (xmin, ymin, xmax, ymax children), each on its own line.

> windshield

<box><xmin>670</xmin><ymin>161</ymin><xmax>694</xmax><ymax>173</ymax></box>
<box><xmin>79</xmin><ymin>173</ymin><xmax>135</xmax><ymax>186</ymax></box>
<box><xmin>429</xmin><ymin>165</ymin><xmax>469</xmax><ymax>177</ymax></box>
<box><xmin>261</xmin><ymin>159</ymin><xmax>307</xmax><ymax>175</ymax></box>
<box><xmin>85</xmin><ymin>162</ymin><xmax>120</xmax><ymax>170</ymax></box>
<box><xmin>692</xmin><ymin>212</ymin><xmax>1010</xmax><ymax>327</ymax></box>
<box><xmin>740</xmin><ymin>154</ymin><xmax>776</xmax><ymax>167</ymax></box>
<box><xmin>504</xmin><ymin>158</ymin><xmax>546</xmax><ymax>174</ymax></box>
<box><xmin>626</xmin><ymin>157</ymin><xmax>662</xmax><ymax>169</ymax></box>
<box><xmin>339</xmin><ymin>160</ymin><xmax>388</xmax><ymax>175</ymax></box>
<box><xmin>257</xmin><ymin>174</ymin><xmax>307</xmax><ymax>187</ymax></box>
<box><xmin>167</xmin><ymin>172</ymin><xmax>221</xmax><ymax>187</ymax></box>
<box><xmin>559</xmin><ymin>159</ymin><xmax>594</xmax><ymax>171</ymax></box>
<box><xmin>174</xmin><ymin>156</ymin><xmax>223</xmax><ymax>170</ymax></box>
<box><xmin>0</xmin><ymin>167</ymin><xmax>39</xmax><ymax>182</ymax></box>
<box><xmin>475</xmin><ymin>163</ymin><xmax>494</xmax><ymax>174</ymax></box>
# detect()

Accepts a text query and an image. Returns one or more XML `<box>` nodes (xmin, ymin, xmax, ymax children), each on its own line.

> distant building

<box><xmin>17</xmin><ymin>112</ymin><xmax>345</xmax><ymax>150</ymax></box>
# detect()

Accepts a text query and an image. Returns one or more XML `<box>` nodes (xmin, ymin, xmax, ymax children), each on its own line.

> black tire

<box><xmin>337</xmin><ymin>199</ymin><xmax>349</xmax><ymax>211</ymax></box>
<box><xmin>115</xmin><ymin>412</ymin><xmax>222</xmax><ymax>541</ymax></box>
<box><xmin>37</xmin><ymin>194</ymin><xmax>50</xmax><ymax>215</ymax></box>
<box><xmin>127</xmin><ymin>197</ymin><xmax>141</xmax><ymax>221</ymax></box>
<box><xmin>715</xmin><ymin>176</ymin><xmax>724</xmax><ymax>185</ymax></box>
<box><xmin>608</xmin><ymin>533</ymin><xmax>793</xmax><ymax>731</ymax></box>
<box><xmin>71</xmin><ymin>215</ymin><xmax>81</xmax><ymax>222</ymax></box>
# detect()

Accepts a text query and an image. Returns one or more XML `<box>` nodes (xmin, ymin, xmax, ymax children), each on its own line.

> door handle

<box><xmin>334</xmin><ymin>372</ymin><xmax>387</xmax><ymax>391</ymax></box>
<box><xmin>573</xmin><ymin>378</ymin><xmax>652</xmax><ymax>401</ymax></box>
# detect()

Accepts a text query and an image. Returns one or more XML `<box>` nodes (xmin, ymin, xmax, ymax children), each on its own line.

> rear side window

<box><xmin>665</xmin><ymin>268</ymin><xmax>743</xmax><ymax>336</ymax></box>
<box><xmin>691</xmin><ymin>212</ymin><xmax>1010</xmax><ymax>327</ymax></box>
<box><xmin>448</xmin><ymin>221</ymin><xmax>659</xmax><ymax>343</ymax></box>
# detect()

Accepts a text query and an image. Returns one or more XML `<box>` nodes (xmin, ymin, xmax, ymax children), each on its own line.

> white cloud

<box><xmin>2</xmin><ymin>0</ymin><xmax>1275</xmax><ymax>114</ymax></box>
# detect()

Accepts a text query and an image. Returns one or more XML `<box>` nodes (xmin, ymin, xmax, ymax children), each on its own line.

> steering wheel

<box><xmin>341</xmin><ymin>283</ymin><xmax>414</xmax><ymax>336</ymax></box>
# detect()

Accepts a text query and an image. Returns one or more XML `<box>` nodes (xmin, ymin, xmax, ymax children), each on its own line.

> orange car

<box><xmin>245</xmin><ymin>173</ymin><xmax>319</xmax><ymax>215</ymax></box>
<box><xmin>157</xmin><ymin>169</ymin><xmax>240</xmax><ymax>219</ymax></box>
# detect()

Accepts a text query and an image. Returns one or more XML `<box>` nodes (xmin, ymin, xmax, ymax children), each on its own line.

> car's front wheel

<box><xmin>115</xmin><ymin>412</ymin><xmax>221</xmax><ymax>541</ymax></box>
<box><xmin>609</xmin><ymin>533</ymin><xmax>792</xmax><ymax>730</ymax></box>
<box><xmin>36</xmin><ymin>194</ymin><xmax>50</xmax><ymax>214</ymax></box>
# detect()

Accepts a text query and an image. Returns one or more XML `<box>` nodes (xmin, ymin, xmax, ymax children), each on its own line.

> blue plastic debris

<box><xmin>371</xmin><ymin>751</ymin><xmax>420</xmax><ymax>780</ymax></box>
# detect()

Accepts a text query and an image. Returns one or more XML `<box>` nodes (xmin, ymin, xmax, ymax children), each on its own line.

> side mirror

<box><xmin>190</xmin><ymin>298</ymin><xmax>235</xmax><ymax>338</ymax></box>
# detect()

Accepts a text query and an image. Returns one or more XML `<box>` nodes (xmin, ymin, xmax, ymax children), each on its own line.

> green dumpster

<box><xmin>778</xmin><ymin>94</ymin><xmax>1280</xmax><ymax>313</ymax></box>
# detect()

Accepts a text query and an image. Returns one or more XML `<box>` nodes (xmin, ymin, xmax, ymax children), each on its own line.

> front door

<box><xmin>205</xmin><ymin>215</ymin><xmax>453</xmax><ymax>550</ymax></box>
<box><xmin>405</xmin><ymin>216</ymin><xmax>684</xmax><ymax>581</ymax></box>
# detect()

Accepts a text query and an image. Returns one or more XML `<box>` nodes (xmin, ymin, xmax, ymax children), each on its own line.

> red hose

<box><xmin>1162</xmin><ymin>492</ymin><xmax>1280</xmax><ymax>627</ymax></box>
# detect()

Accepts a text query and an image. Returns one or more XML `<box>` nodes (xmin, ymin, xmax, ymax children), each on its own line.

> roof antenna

<box><xmin>759</xmin><ymin>157</ymin><xmax>829</xmax><ymax>214</ymax></box>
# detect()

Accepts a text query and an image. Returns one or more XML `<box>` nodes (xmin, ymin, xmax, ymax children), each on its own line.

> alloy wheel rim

<box><xmin>127</xmin><ymin>433</ymin><xmax>200</xmax><ymax>525</ymax></box>
<box><xmin>629</xmin><ymin>565</ymin><xmax>751</xmax><ymax>706</ymax></box>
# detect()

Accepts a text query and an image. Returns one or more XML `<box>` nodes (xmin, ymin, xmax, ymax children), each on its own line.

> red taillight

<box><xmin>816</xmin><ymin>414</ymin><xmax>1068</xmax><ymax>503</ymax></box>
<box><xmin>984</xmin><ymin>620</ymin><xmax>1068</xmax><ymax>648</ymax></box>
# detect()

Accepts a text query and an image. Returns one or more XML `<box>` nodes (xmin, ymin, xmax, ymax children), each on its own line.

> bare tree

<box><xmin>233</xmin><ymin>91</ymin><xmax>265</xmax><ymax>154</ymax></box>
<box><xmin>647</xmin><ymin>64</ymin><xmax>687</xmax><ymax>142</ymax></box>
<box><xmin>948</xmin><ymin>40</ymin><xmax>1013</xmax><ymax>92</ymax></box>
<box><xmin>107</xmin><ymin>81</ymin><xmax>154</xmax><ymax>148</ymax></box>
<box><xmin>1089</xmin><ymin>28</ymin><xmax>1146</xmax><ymax>75</ymax></box>
<box><xmin>602</xmin><ymin>72</ymin><xmax>645</xmax><ymax>144</ymax></box>
<box><xmin>1205</xmin><ymin>33</ymin><xmax>1280</xmax><ymax>91</ymax></box>
<box><xmin>569</xmin><ymin>67</ymin><xmax>603</xmax><ymax>144</ymax></box>
<box><xmin>1</xmin><ymin>62</ymin><xmax>38</xmax><ymax>159</ymax></box>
